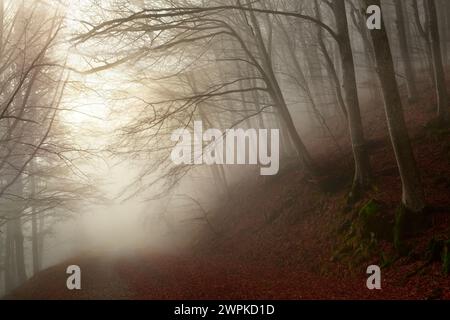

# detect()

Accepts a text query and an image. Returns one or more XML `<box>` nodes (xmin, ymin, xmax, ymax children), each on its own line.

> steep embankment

<box><xmin>7</xmin><ymin>100</ymin><xmax>450</xmax><ymax>300</ymax></box>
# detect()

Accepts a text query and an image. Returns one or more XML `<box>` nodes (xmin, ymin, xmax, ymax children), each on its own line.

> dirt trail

<box><xmin>3</xmin><ymin>250</ymin><xmax>364</xmax><ymax>300</ymax></box>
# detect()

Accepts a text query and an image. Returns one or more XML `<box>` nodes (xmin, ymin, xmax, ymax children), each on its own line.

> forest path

<box><xmin>19</xmin><ymin>252</ymin><xmax>139</xmax><ymax>300</ymax></box>
<box><xmin>5</xmin><ymin>247</ymin><xmax>421</xmax><ymax>300</ymax></box>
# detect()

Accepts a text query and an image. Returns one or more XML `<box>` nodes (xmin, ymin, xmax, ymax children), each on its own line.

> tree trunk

<box><xmin>364</xmin><ymin>0</ymin><xmax>425</xmax><ymax>213</ymax></box>
<box><xmin>0</xmin><ymin>231</ymin><xmax>4</xmax><ymax>292</ymax></box>
<box><xmin>333</xmin><ymin>1</ymin><xmax>372</xmax><ymax>195</ymax></box>
<box><xmin>37</xmin><ymin>212</ymin><xmax>45</xmax><ymax>270</ymax></box>
<box><xmin>3</xmin><ymin>173</ymin><xmax>27</xmax><ymax>290</ymax></box>
<box><xmin>426</xmin><ymin>0</ymin><xmax>449</xmax><ymax>124</ymax></box>
<box><xmin>4</xmin><ymin>220</ymin><xmax>15</xmax><ymax>292</ymax></box>
<box><xmin>412</xmin><ymin>0</ymin><xmax>435</xmax><ymax>87</ymax></box>
<box><xmin>249</xmin><ymin>69</ymin><xmax>266</xmax><ymax>129</ymax></box>
<box><xmin>395</xmin><ymin>1</ymin><xmax>418</xmax><ymax>102</ymax></box>
<box><xmin>30</xmin><ymin>161</ymin><xmax>39</xmax><ymax>275</ymax></box>
<box><xmin>314</xmin><ymin>0</ymin><xmax>348</xmax><ymax>120</ymax></box>
<box><xmin>245</xmin><ymin>1</ymin><xmax>315</xmax><ymax>173</ymax></box>
<box><xmin>437</xmin><ymin>0</ymin><xmax>449</xmax><ymax>65</ymax></box>
<box><xmin>12</xmin><ymin>215</ymin><xmax>26</xmax><ymax>283</ymax></box>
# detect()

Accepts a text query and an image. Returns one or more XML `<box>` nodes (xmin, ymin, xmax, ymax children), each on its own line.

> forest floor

<box><xmin>6</xmin><ymin>94</ymin><xmax>450</xmax><ymax>300</ymax></box>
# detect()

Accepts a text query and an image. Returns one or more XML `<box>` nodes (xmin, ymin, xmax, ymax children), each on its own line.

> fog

<box><xmin>1</xmin><ymin>0</ymin><xmax>449</xmax><ymax>299</ymax></box>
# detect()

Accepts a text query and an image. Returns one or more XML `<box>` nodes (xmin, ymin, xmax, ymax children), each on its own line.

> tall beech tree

<box><xmin>329</xmin><ymin>1</ymin><xmax>373</xmax><ymax>195</ymax></box>
<box><xmin>394</xmin><ymin>1</ymin><xmax>418</xmax><ymax>102</ymax></box>
<box><xmin>426</xmin><ymin>0</ymin><xmax>449</xmax><ymax>124</ymax></box>
<box><xmin>363</xmin><ymin>0</ymin><xmax>425</xmax><ymax>214</ymax></box>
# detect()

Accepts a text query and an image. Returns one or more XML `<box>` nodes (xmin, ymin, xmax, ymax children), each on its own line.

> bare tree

<box><xmin>395</xmin><ymin>1</ymin><xmax>418</xmax><ymax>102</ymax></box>
<box><xmin>426</xmin><ymin>0</ymin><xmax>449</xmax><ymax>124</ymax></box>
<box><xmin>363</xmin><ymin>0</ymin><xmax>425</xmax><ymax>213</ymax></box>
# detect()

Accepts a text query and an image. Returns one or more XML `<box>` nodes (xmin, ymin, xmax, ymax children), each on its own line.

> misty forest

<box><xmin>1</xmin><ymin>0</ymin><xmax>450</xmax><ymax>299</ymax></box>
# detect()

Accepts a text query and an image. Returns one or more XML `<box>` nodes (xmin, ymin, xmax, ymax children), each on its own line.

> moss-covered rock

<box><xmin>332</xmin><ymin>199</ymin><xmax>391</xmax><ymax>266</ymax></box>
<box><xmin>356</xmin><ymin>199</ymin><xmax>391</xmax><ymax>240</ymax></box>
